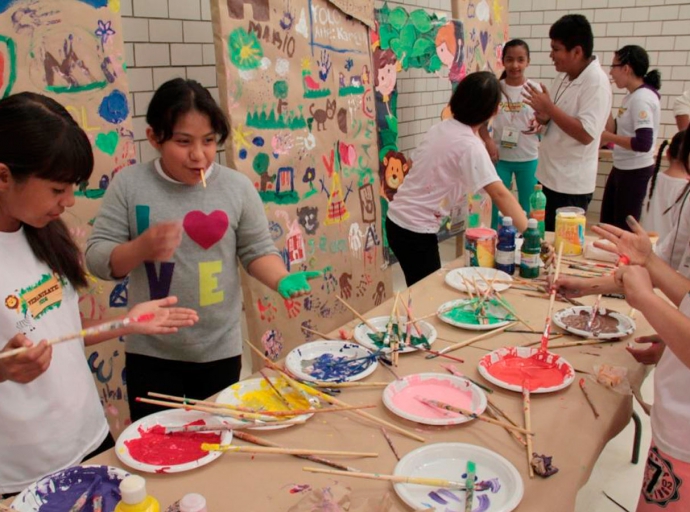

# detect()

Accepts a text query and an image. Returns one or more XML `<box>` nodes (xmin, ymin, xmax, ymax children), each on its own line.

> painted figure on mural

<box><xmin>373</xmin><ymin>47</ymin><xmax>398</xmax><ymax>130</ymax></box>
<box><xmin>435</xmin><ymin>21</ymin><xmax>466</xmax><ymax>89</ymax></box>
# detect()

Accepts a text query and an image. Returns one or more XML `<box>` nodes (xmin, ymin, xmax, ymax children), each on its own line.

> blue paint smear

<box><xmin>428</xmin><ymin>491</ymin><xmax>447</xmax><ymax>505</ymax></box>
<box><xmin>98</xmin><ymin>90</ymin><xmax>129</xmax><ymax>124</ymax></box>
<box><xmin>252</xmin><ymin>136</ymin><xmax>265</xmax><ymax>147</ymax></box>
<box><xmin>301</xmin><ymin>352</ymin><xmax>375</xmax><ymax>382</ymax></box>
<box><xmin>0</xmin><ymin>0</ymin><xmax>106</xmax><ymax>14</ymax></box>
<box><xmin>473</xmin><ymin>494</ymin><xmax>490</xmax><ymax>512</ymax></box>
<box><xmin>24</xmin><ymin>466</ymin><xmax>122</xmax><ymax>512</ymax></box>
<box><xmin>437</xmin><ymin>489</ymin><xmax>461</xmax><ymax>502</ymax></box>
<box><xmin>239</xmin><ymin>148</ymin><xmax>248</xmax><ymax>159</ymax></box>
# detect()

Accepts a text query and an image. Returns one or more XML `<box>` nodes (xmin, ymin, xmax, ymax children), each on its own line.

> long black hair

<box><xmin>146</xmin><ymin>78</ymin><xmax>230</xmax><ymax>145</ymax></box>
<box><xmin>499</xmin><ymin>39</ymin><xmax>530</xmax><ymax>81</ymax></box>
<box><xmin>449</xmin><ymin>72</ymin><xmax>501</xmax><ymax>126</ymax></box>
<box><xmin>0</xmin><ymin>92</ymin><xmax>94</xmax><ymax>288</ymax></box>
<box><xmin>614</xmin><ymin>45</ymin><xmax>661</xmax><ymax>90</ymax></box>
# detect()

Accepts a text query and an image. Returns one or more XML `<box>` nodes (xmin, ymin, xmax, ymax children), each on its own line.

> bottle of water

<box><xmin>520</xmin><ymin>219</ymin><xmax>541</xmax><ymax>279</ymax></box>
<box><xmin>529</xmin><ymin>184</ymin><xmax>547</xmax><ymax>239</ymax></box>
<box><xmin>495</xmin><ymin>216</ymin><xmax>517</xmax><ymax>275</ymax></box>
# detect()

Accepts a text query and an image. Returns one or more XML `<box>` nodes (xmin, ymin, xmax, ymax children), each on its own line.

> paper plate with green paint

<box><xmin>437</xmin><ymin>298</ymin><xmax>514</xmax><ymax>331</ymax></box>
<box><xmin>353</xmin><ymin>316</ymin><xmax>437</xmax><ymax>354</ymax></box>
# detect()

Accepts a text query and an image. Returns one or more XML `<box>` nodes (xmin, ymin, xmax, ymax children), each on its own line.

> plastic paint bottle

<box><xmin>495</xmin><ymin>216</ymin><xmax>517</xmax><ymax>275</ymax></box>
<box><xmin>520</xmin><ymin>219</ymin><xmax>541</xmax><ymax>279</ymax></box>
<box><xmin>179</xmin><ymin>494</ymin><xmax>208</xmax><ymax>512</ymax></box>
<box><xmin>529</xmin><ymin>184</ymin><xmax>547</xmax><ymax>239</ymax></box>
<box><xmin>114</xmin><ymin>475</ymin><xmax>160</xmax><ymax>512</ymax></box>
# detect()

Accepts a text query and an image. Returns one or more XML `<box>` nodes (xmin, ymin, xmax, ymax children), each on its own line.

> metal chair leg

<box><xmin>631</xmin><ymin>411</ymin><xmax>642</xmax><ymax>464</ymax></box>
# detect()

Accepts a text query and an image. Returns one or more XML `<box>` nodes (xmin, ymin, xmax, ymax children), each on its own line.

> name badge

<box><xmin>500</xmin><ymin>127</ymin><xmax>519</xmax><ymax>149</ymax></box>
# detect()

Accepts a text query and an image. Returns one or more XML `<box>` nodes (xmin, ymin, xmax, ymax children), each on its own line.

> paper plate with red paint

<box><xmin>115</xmin><ymin>409</ymin><xmax>232</xmax><ymax>473</ymax></box>
<box><xmin>477</xmin><ymin>346</ymin><xmax>575</xmax><ymax>393</ymax></box>
<box><xmin>353</xmin><ymin>316</ymin><xmax>437</xmax><ymax>354</ymax></box>
<box><xmin>445</xmin><ymin>267</ymin><xmax>513</xmax><ymax>293</ymax></box>
<box><xmin>11</xmin><ymin>465</ymin><xmax>130</xmax><ymax>512</ymax></box>
<box><xmin>382</xmin><ymin>373</ymin><xmax>487</xmax><ymax>426</ymax></box>
<box><xmin>394</xmin><ymin>443</ymin><xmax>523</xmax><ymax>511</ymax></box>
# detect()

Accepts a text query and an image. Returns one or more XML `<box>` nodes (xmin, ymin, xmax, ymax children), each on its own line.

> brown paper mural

<box><xmin>211</xmin><ymin>0</ymin><xmax>391</xmax><ymax>369</ymax></box>
<box><xmin>0</xmin><ymin>0</ymin><xmax>135</xmax><ymax>435</ymax></box>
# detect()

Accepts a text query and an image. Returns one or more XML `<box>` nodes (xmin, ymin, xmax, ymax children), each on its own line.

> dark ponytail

<box><xmin>499</xmin><ymin>39</ymin><xmax>530</xmax><ymax>81</ymax></box>
<box><xmin>615</xmin><ymin>45</ymin><xmax>661</xmax><ymax>90</ymax></box>
<box><xmin>646</xmin><ymin>139</ymin><xmax>669</xmax><ymax>212</ymax></box>
<box><xmin>0</xmin><ymin>93</ymin><xmax>93</xmax><ymax>289</ymax></box>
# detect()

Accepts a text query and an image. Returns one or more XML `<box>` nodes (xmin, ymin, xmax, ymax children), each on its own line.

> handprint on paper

<box><xmin>339</xmin><ymin>272</ymin><xmax>353</xmax><ymax>299</ymax></box>
<box><xmin>373</xmin><ymin>281</ymin><xmax>386</xmax><ymax>306</ymax></box>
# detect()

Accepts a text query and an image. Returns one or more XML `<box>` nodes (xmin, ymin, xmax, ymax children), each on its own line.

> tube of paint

<box><xmin>179</xmin><ymin>493</ymin><xmax>207</xmax><ymax>512</ymax></box>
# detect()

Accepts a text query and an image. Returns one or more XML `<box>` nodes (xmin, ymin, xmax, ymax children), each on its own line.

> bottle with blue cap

<box><xmin>495</xmin><ymin>216</ymin><xmax>517</xmax><ymax>275</ymax></box>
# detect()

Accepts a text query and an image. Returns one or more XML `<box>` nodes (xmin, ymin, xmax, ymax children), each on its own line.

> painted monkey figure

<box><xmin>310</xmin><ymin>99</ymin><xmax>336</xmax><ymax>132</ymax></box>
<box><xmin>380</xmin><ymin>150</ymin><xmax>410</xmax><ymax>201</ymax></box>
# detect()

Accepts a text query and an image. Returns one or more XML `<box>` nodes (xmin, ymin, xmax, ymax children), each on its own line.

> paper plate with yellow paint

<box><xmin>215</xmin><ymin>377</ymin><xmax>315</xmax><ymax>430</ymax></box>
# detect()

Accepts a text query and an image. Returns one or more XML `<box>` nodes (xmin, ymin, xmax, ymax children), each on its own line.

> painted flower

<box><xmin>4</xmin><ymin>295</ymin><xmax>19</xmax><ymax>311</ymax></box>
<box><xmin>95</xmin><ymin>20</ymin><xmax>116</xmax><ymax>45</ymax></box>
<box><xmin>302</xmin><ymin>166</ymin><xmax>316</xmax><ymax>183</ymax></box>
<box><xmin>228</xmin><ymin>28</ymin><xmax>263</xmax><ymax>70</ymax></box>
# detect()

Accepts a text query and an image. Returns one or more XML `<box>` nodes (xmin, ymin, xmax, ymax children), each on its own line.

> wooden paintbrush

<box><xmin>0</xmin><ymin>314</ymin><xmax>155</xmax><ymax>360</ymax></box>
<box><xmin>259</xmin><ymin>369</ymin><xmax>293</xmax><ymax>409</ymax></box>
<box><xmin>202</xmin><ymin>443</ymin><xmax>378</xmax><ymax>458</ymax></box>
<box><xmin>335</xmin><ymin>296</ymin><xmax>379</xmax><ymax>333</ymax></box>
<box><xmin>303</xmin><ymin>467</ymin><xmax>477</xmax><ymax>490</ymax></box>
<box><xmin>539</xmin><ymin>242</ymin><xmax>565</xmax><ymax>351</ymax></box>
<box><xmin>523</xmin><ymin>382</ymin><xmax>534</xmax><ymax>478</ymax></box>
<box><xmin>426</xmin><ymin>322</ymin><xmax>517</xmax><ymax>358</ymax></box>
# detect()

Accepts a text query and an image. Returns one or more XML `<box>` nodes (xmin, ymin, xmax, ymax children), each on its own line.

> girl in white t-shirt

<box><xmin>601</xmin><ymin>45</ymin><xmax>662</xmax><ymax>231</ymax></box>
<box><xmin>386</xmin><ymin>72</ymin><xmax>529</xmax><ymax>286</ymax></box>
<box><xmin>555</xmin><ymin>218</ymin><xmax>690</xmax><ymax>512</ymax></box>
<box><xmin>480</xmin><ymin>40</ymin><xmax>541</xmax><ymax>230</ymax></box>
<box><xmin>0</xmin><ymin>93</ymin><xmax>198</xmax><ymax>495</ymax></box>
<box><xmin>642</xmin><ymin>130</ymin><xmax>690</xmax><ymax>241</ymax></box>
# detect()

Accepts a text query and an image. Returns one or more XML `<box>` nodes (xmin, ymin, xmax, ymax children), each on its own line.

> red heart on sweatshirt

<box><xmin>183</xmin><ymin>210</ymin><xmax>229</xmax><ymax>250</ymax></box>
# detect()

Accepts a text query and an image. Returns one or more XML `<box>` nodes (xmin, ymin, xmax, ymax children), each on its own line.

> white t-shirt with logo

<box><xmin>0</xmin><ymin>228</ymin><xmax>108</xmax><ymax>493</ymax></box>
<box><xmin>612</xmin><ymin>87</ymin><xmax>660</xmax><ymax>170</ymax></box>
<box><xmin>492</xmin><ymin>80</ymin><xmax>540</xmax><ymax>162</ymax></box>
<box><xmin>387</xmin><ymin>119</ymin><xmax>500</xmax><ymax>233</ymax></box>
<box><xmin>537</xmin><ymin>57</ymin><xmax>612</xmax><ymax>194</ymax></box>
<box><xmin>651</xmin><ymin>293</ymin><xmax>690</xmax><ymax>462</ymax></box>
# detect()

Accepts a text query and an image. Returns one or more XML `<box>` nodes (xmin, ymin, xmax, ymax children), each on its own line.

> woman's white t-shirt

<box><xmin>612</xmin><ymin>86</ymin><xmax>660</xmax><ymax>170</ymax></box>
<box><xmin>0</xmin><ymin>228</ymin><xmax>108</xmax><ymax>493</ymax></box>
<box><xmin>642</xmin><ymin>173</ymin><xmax>689</xmax><ymax>241</ymax></box>
<box><xmin>387</xmin><ymin>119</ymin><xmax>500</xmax><ymax>233</ymax></box>
<box><xmin>491</xmin><ymin>80</ymin><xmax>540</xmax><ymax>162</ymax></box>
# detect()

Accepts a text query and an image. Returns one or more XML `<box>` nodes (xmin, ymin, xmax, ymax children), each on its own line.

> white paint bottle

<box><xmin>179</xmin><ymin>493</ymin><xmax>207</xmax><ymax>512</ymax></box>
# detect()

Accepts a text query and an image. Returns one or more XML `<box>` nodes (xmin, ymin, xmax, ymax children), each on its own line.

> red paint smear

<box><xmin>484</xmin><ymin>348</ymin><xmax>571</xmax><ymax>391</ymax></box>
<box><xmin>125</xmin><ymin>419</ymin><xmax>221</xmax><ymax>466</ymax></box>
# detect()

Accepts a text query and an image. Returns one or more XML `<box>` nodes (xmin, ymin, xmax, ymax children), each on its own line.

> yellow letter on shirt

<box><xmin>199</xmin><ymin>261</ymin><xmax>224</xmax><ymax>306</ymax></box>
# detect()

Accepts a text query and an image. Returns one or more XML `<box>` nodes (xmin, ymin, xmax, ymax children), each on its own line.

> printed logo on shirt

<box><xmin>4</xmin><ymin>273</ymin><xmax>64</xmax><ymax>320</ymax></box>
<box><xmin>499</xmin><ymin>101</ymin><xmax>523</xmax><ymax>113</ymax></box>
<box><xmin>639</xmin><ymin>110</ymin><xmax>648</xmax><ymax>120</ymax></box>
<box><xmin>617</xmin><ymin>107</ymin><xmax>627</xmax><ymax>117</ymax></box>
<box><xmin>641</xmin><ymin>445</ymin><xmax>682</xmax><ymax>506</ymax></box>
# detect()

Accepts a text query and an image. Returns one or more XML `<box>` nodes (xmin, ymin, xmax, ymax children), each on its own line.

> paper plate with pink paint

<box><xmin>115</xmin><ymin>409</ymin><xmax>232</xmax><ymax>474</ymax></box>
<box><xmin>11</xmin><ymin>465</ymin><xmax>130</xmax><ymax>512</ymax></box>
<box><xmin>477</xmin><ymin>346</ymin><xmax>575</xmax><ymax>393</ymax></box>
<box><xmin>353</xmin><ymin>316</ymin><xmax>437</xmax><ymax>354</ymax></box>
<box><xmin>445</xmin><ymin>267</ymin><xmax>513</xmax><ymax>293</ymax></box>
<box><xmin>285</xmin><ymin>340</ymin><xmax>379</xmax><ymax>382</ymax></box>
<box><xmin>382</xmin><ymin>373</ymin><xmax>487</xmax><ymax>426</ymax></box>
<box><xmin>394</xmin><ymin>443</ymin><xmax>523</xmax><ymax>511</ymax></box>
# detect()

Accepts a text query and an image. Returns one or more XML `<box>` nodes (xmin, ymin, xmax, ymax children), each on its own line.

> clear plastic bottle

<box><xmin>520</xmin><ymin>219</ymin><xmax>541</xmax><ymax>279</ymax></box>
<box><xmin>179</xmin><ymin>494</ymin><xmax>208</xmax><ymax>512</ymax></box>
<box><xmin>114</xmin><ymin>475</ymin><xmax>160</xmax><ymax>512</ymax></box>
<box><xmin>529</xmin><ymin>184</ymin><xmax>547</xmax><ymax>239</ymax></box>
<box><xmin>495</xmin><ymin>216</ymin><xmax>517</xmax><ymax>275</ymax></box>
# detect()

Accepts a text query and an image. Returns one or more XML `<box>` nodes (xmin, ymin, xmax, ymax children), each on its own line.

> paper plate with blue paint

<box><xmin>394</xmin><ymin>443</ymin><xmax>523</xmax><ymax>511</ymax></box>
<box><xmin>11</xmin><ymin>465</ymin><xmax>130</xmax><ymax>512</ymax></box>
<box><xmin>353</xmin><ymin>316</ymin><xmax>437</xmax><ymax>354</ymax></box>
<box><xmin>285</xmin><ymin>340</ymin><xmax>379</xmax><ymax>382</ymax></box>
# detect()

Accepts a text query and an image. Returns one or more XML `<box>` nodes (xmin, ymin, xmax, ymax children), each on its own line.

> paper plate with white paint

<box><xmin>445</xmin><ymin>267</ymin><xmax>513</xmax><ymax>293</ymax></box>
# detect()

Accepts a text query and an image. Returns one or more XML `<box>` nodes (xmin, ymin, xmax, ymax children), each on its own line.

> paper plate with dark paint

<box><xmin>437</xmin><ymin>299</ymin><xmax>514</xmax><ymax>331</ymax></box>
<box><xmin>477</xmin><ymin>346</ymin><xmax>575</xmax><ymax>393</ymax></box>
<box><xmin>285</xmin><ymin>340</ymin><xmax>379</xmax><ymax>382</ymax></box>
<box><xmin>115</xmin><ymin>409</ymin><xmax>232</xmax><ymax>473</ymax></box>
<box><xmin>11</xmin><ymin>465</ymin><xmax>130</xmax><ymax>512</ymax></box>
<box><xmin>394</xmin><ymin>443</ymin><xmax>523</xmax><ymax>511</ymax></box>
<box><xmin>553</xmin><ymin>305</ymin><xmax>635</xmax><ymax>340</ymax></box>
<box><xmin>353</xmin><ymin>316</ymin><xmax>437</xmax><ymax>354</ymax></box>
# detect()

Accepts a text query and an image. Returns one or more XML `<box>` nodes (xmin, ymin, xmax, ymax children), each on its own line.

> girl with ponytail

<box><xmin>642</xmin><ymin>130</ymin><xmax>689</xmax><ymax>240</ymax></box>
<box><xmin>600</xmin><ymin>45</ymin><xmax>662</xmax><ymax>231</ymax></box>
